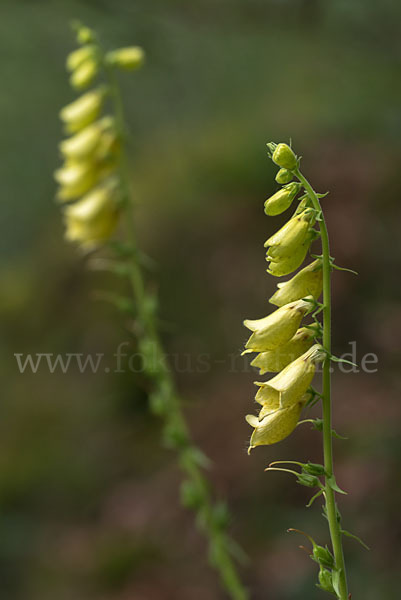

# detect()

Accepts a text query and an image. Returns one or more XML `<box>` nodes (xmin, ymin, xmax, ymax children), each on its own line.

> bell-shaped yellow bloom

<box><xmin>63</xmin><ymin>181</ymin><xmax>120</xmax><ymax>248</ymax></box>
<box><xmin>246</xmin><ymin>401</ymin><xmax>303</xmax><ymax>451</ymax></box>
<box><xmin>59</xmin><ymin>117</ymin><xmax>117</xmax><ymax>161</ymax></box>
<box><xmin>66</xmin><ymin>45</ymin><xmax>96</xmax><ymax>72</ymax></box>
<box><xmin>244</xmin><ymin>297</ymin><xmax>312</xmax><ymax>353</ymax></box>
<box><xmin>265</xmin><ymin>210</ymin><xmax>314</xmax><ymax>260</ymax></box>
<box><xmin>275</xmin><ymin>168</ymin><xmax>293</xmax><ymax>185</ymax></box>
<box><xmin>264</xmin><ymin>182</ymin><xmax>301</xmax><ymax>216</ymax></box>
<box><xmin>267</xmin><ymin>238</ymin><xmax>312</xmax><ymax>277</ymax></box>
<box><xmin>254</xmin><ymin>344</ymin><xmax>324</xmax><ymax>410</ymax></box>
<box><xmin>250</xmin><ymin>327</ymin><xmax>316</xmax><ymax>374</ymax></box>
<box><xmin>70</xmin><ymin>57</ymin><xmax>98</xmax><ymax>89</ymax></box>
<box><xmin>54</xmin><ymin>161</ymin><xmax>99</xmax><ymax>201</ymax></box>
<box><xmin>60</xmin><ymin>87</ymin><xmax>106</xmax><ymax>133</ymax></box>
<box><xmin>106</xmin><ymin>46</ymin><xmax>145</xmax><ymax>71</ymax></box>
<box><xmin>269</xmin><ymin>259</ymin><xmax>323</xmax><ymax>306</ymax></box>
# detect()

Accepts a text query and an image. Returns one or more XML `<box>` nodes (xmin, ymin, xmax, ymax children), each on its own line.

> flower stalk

<box><xmin>243</xmin><ymin>142</ymin><xmax>355</xmax><ymax>598</ymax></box>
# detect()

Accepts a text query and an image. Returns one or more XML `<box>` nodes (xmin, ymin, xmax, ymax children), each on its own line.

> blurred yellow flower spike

<box><xmin>66</xmin><ymin>45</ymin><xmax>96</xmax><ymax>72</ymax></box>
<box><xmin>250</xmin><ymin>327</ymin><xmax>316</xmax><ymax>374</ymax></box>
<box><xmin>243</xmin><ymin>297</ymin><xmax>312</xmax><ymax>353</ymax></box>
<box><xmin>246</xmin><ymin>401</ymin><xmax>304</xmax><ymax>451</ymax></box>
<box><xmin>63</xmin><ymin>181</ymin><xmax>120</xmax><ymax>248</ymax></box>
<box><xmin>70</xmin><ymin>56</ymin><xmax>99</xmax><ymax>89</ymax></box>
<box><xmin>60</xmin><ymin>87</ymin><xmax>106</xmax><ymax>133</ymax></box>
<box><xmin>106</xmin><ymin>46</ymin><xmax>145</xmax><ymax>71</ymax></box>
<box><xmin>254</xmin><ymin>344</ymin><xmax>324</xmax><ymax>410</ymax></box>
<box><xmin>269</xmin><ymin>259</ymin><xmax>323</xmax><ymax>307</ymax></box>
<box><xmin>264</xmin><ymin>182</ymin><xmax>301</xmax><ymax>216</ymax></box>
<box><xmin>271</xmin><ymin>143</ymin><xmax>298</xmax><ymax>170</ymax></box>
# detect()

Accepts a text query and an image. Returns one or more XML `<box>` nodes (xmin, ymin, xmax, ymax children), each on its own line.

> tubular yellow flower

<box><xmin>243</xmin><ymin>297</ymin><xmax>312</xmax><ymax>352</ymax></box>
<box><xmin>54</xmin><ymin>161</ymin><xmax>99</xmax><ymax>200</ymax></box>
<box><xmin>59</xmin><ymin>117</ymin><xmax>117</xmax><ymax>161</ymax></box>
<box><xmin>264</xmin><ymin>182</ymin><xmax>301</xmax><ymax>216</ymax></box>
<box><xmin>269</xmin><ymin>259</ymin><xmax>323</xmax><ymax>306</ymax></box>
<box><xmin>250</xmin><ymin>327</ymin><xmax>316</xmax><ymax>374</ymax></box>
<box><xmin>70</xmin><ymin>57</ymin><xmax>99</xmax><ymax>89</ymax></box>
<box><xmin>254</xmin><ymin>344</ymin><xmax>324</xmax><ymax>410</ymax></box>
<box><xmin>246</xmin><ymin>401</ymin><xmax>304</xmax><ymax>451</ymax></box>
<box><xmin>106</xmin><ymin>46</ymin><xmax>145</xmax><ymax>70</ymax></box>
<box><xmin>59</xmin><ymin>87</ymin><xmax>106</xmax><ymax>133</ymax></box>
<box><xmin>267</xmin><ymin>237</ymin><xmax>312</xmax><ymax>277</ymax></box>
<box><xmin>63</xmin><ymin>181</ymin><xmax>120</xmax><ymax>247</ymax></box>
<box><xmin>66</xmin><ymin>45</ymin><xmax>96</xmax><ymax>72</ymax></box>
<box><xmin>265</xmin><ymin>210</ymin><xmax>314</xmax><ymax>260</ymax></box>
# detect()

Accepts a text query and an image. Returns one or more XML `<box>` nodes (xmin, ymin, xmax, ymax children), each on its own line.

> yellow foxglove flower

<box><xmin>265</xmin><ymin>210</ymin><xmax>314</xmax><ymax>260</ymax></box>
<box><xmin>60</xmin><ymin>87</ymin><xmax>106</xmax><ymax>133</ymax></box>
<box><xmin>250</xmin><ymin>327</ymin><xmax>316</xmax><ymax>374</ymax></box>
<box><xmin>243</xmin><ymin>297</ymin><xmax>312</xmax><ymax>352</ymax></box>
<box><xmin>267</xmin><ymin>237</ymin><xmax>312</xmax><ymax>277</ymax></box>
<box><xmin>264</xmin><ymin>182</ymin><xmax>301</xmax><ymax>216</ymax></box>
<box><xmin>275</xmin><ymin>168</ymin><xmax>293</xmax><ymax>184</ymax></box>
<box><xmin>66</xmin><ymin>45</ymin><xmax>96</xmax><ymax>72</ymax></box>
<box><xmin>63</xmin><ymin>181</ymin><xmax>120</xmax><ymax>247</ymax></box>
<box><xmin>270</xmin><ymin>143</ymin><xmax>297</xmax><ymax>170</ymax></box>
<box><xmin>59</xmin><ymin>117</ymin><xmax>117</xmax><ymax>160</ymax></box>
<box><xmin>269</xmin><ymin>259</ymin><xmax>323</xmax><ymax>306</ymax></box>
<box><xmin>254</xmin><ymin>344</ymin><xmax>324</xmax><ymax>410</ymax></box>
<box><xmin>106</xmin><ymin>46</ymin><xmax>145</xmax><ymax>71</ymax></box>
<box><xmin>70</xmin><ymin>57</ymin><xmax>98</xmax><ymax>89</ymax></box>
<box><xmin>246</xmin><ymin>401</ymin><xmax>304</xmax><ymax>451</ymax></box>
<box><xmin>54</xmin><ymin>161</ymin><xmax>98</xmax><ymax>201</ymax></box>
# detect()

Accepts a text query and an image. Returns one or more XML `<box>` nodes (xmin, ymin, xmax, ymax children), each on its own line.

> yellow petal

<box><xmin>269</xmin><ymin>259</ymin><xmax>323</xmax><ymax>304</ymax></box>
<box><xmin>244</xmin><ymin>297</ymin><xmax>311</xmax><ymax>352</ymax></box>
<box><xmin>247</xmin><ymin>402</ymin><xmax>303</xmax><ymax>451</ymax></box>
<box><xmin>250</xmin><ymin>327</ymin><xmax>315</xmax><ymax>374</ymax></box>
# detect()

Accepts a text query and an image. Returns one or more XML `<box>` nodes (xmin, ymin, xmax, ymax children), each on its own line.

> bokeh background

<box><xmin>1</xmin><ymin>1</ymin><xmax>401</xmax><ymax>598</ymax></box>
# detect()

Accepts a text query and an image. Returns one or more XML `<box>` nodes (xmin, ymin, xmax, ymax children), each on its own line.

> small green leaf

<box><xmin>327</xmin><ymin>475</ymin><xmax>347</xmax><ymax>495</ymax></box>
<box><xmin>341</xmin><ymin>529</ymin><xmax>370</xmax><ymax>551</ymax></box>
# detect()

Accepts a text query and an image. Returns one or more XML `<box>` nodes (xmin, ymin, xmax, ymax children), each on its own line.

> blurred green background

<box><xmin>1</xmin><ymin>1</ymin><xmax>401</xmax><ymax>598</ymax></box>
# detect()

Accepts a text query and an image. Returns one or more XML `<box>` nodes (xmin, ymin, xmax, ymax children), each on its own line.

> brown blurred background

<box><xmin>1</xmin><ymin>1</ymin><xmax>401</xmax><ymax>598</ymax></box>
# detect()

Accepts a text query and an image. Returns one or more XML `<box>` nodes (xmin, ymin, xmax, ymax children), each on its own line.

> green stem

<box><xmin>294</xmin><ymin>168</ymin><xmax>348</xmax><ymax>600</ymax></box>
<box><xmin>104</xmin><ymin>61</ymin><xmax>248</xmax><ymax>600</ymax></box>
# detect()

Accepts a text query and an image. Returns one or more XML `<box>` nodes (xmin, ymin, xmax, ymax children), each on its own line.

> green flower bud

<box><xmin>106</xmin><ymin>46</ymin><xmax>145</xmax><ymax>71</ymax></box>
<box><xmin>243</xmin><ymin>297</ymin><xmax>312</xmax><ymax>353</ymax></box>
<box><xmin>313</xmin><ymin>545</ymin><xmax>334</xmax><ymax>568</ymax></box>
<box><xmin>264</xmin><ymin>183</ymin><xmax>301</xmax><ymax>216</ymax></box>
<box><xmin>317</xmin><ymin>568</ymin><xmax>335</xmax><ymax>593</ymax></box>
<box><xmin>76</xmin><ymin>25</ymin><xmax>95</xmax><ymax>45</ymax></box>
<box><xmin>272</xmin><ymin>143</ymin><xmax>297</xmax><ymax>170</ymax></box>
<box><xmin>296</xmin><ymin>473</ymin><xmax>319</xmax><ymax>487</ymax></box>
<box><xmin>250</xmin><ymin>327</ymin><xmax>315</xmax><ymax>374</ymax></box>
<box><xmin>246</xmin><ymin>401</ymin><xmax>303</xmax><ymax>451</ymax></box>
<box><xmin>275</xmin><ymin>168</ymin><xmax>294</xmax><ymax>184</ymax></box>
<box><xmin>254</xmin><ymin>344</ymin><xmax>324</xmax><ymax>411</ymax></box>
<box><xmin>269</xmin><ymin>259</ymin><xmax>323</xmax><ymax>306</ymax></box>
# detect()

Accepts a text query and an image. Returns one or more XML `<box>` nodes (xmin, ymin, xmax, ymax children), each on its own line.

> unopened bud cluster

<box><xmin>244</xmin><ymin>143</ymin><xmax>324</xmax><ymax>451</ymax></box>
<box><xmin>55</xmin><ymin>24</ymin><xmax>144</xmax><ymax>249</ymax></box>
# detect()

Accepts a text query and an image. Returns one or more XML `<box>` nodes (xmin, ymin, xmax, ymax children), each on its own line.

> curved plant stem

<box><xmin>294</xmin><ymin>168</ymin><xmax>349</xmax><ymax>600</ymax></box>
<box><xmin>103</xmin><ymin>61</ymin><xmax>248</xmax><ymax>600</ymax></box>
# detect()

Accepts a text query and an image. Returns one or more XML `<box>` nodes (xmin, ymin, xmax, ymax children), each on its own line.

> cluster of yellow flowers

<box><xmin>244</xmin><ymin>143</ymin><xmax>325</xmax><ymax>452</ymax></box>
<box><xmin>54</xmin><ymin>25</ymin><xmax>144</xmax><ymax>249</ymax></box>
